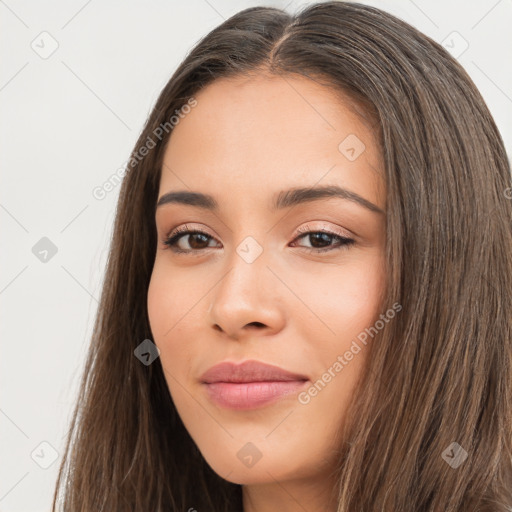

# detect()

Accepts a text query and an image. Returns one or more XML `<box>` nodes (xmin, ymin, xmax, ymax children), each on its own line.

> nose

<box><xmin>208</xmin><ymin>250</ymin><xmax>286</xmax><ymax>341</ymax></box>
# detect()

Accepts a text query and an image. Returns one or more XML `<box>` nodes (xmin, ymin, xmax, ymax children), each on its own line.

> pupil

<box><xmin>310</xmin><ymin>233</ymin><xmax>331</xmax><ymax>248</ymax></box>
<box><xmin>190</xmin><ymin>233</ymin><xmax>209</xmax><ymax>249</ymax></box>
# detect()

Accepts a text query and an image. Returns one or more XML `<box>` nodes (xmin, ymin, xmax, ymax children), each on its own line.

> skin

<box><xmin>147</xmin><ymin>73</ymin><xmax>387</xmax><ymax>512</ymax></box>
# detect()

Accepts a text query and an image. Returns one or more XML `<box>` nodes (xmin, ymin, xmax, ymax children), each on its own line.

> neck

<box><xmin>242</xmin><ymin>470</ymin><xmax>338</xmax><ymax>512</ymax></box>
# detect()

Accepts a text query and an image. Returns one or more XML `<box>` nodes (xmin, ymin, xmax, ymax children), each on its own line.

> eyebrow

<box><xmin>156</xmin><ymin>185</ymin><xmax>384</xmax><ymax>214</ymax></box>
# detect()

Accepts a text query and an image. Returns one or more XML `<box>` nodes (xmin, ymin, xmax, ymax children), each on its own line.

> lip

<box><xmin>200</xmin><ymin>360</ymin><xmax>309</xmax><ymax>410</ymax></box>
<box><xmin>200</xmin><ymin>360</ymin><xmax>309</xmax><ymax>384</ymax></box>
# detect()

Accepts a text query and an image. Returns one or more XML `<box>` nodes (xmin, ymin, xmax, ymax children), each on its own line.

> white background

<box><xmin>1</xmin><ymin>0</ymin><xmax>511</xmax><ymax>510</ymax></box>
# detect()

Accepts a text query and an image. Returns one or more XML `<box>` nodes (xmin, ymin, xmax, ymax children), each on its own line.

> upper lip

<box><xmin>200</xmin><ymin>360</ymin><xmax>309</xmax><ymax>384</ymax></box>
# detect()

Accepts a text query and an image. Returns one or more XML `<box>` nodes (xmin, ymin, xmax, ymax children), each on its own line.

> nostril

<box><xmin>247</xmin><ymin>322</ymin><xmax>266</xmax><ymax>328</ymax></box>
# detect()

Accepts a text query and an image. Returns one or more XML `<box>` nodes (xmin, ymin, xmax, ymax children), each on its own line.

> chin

<box><xmin>199</xmin><ymin>444</ymin><xmax>304</xmax><ymax>485</ymax></box>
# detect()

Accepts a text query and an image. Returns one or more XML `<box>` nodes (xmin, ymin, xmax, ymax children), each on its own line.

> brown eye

<box><xmin>162</xmin><ymin>226</ymin><xmax>219</xmax><ymax>253</ymax></box>
<box><xmin>291</xmin><ymin>226</ymin><xmax>355</xmax><ymax>253</ymax></box>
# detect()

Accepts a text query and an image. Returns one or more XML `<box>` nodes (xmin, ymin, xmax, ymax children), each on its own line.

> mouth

<box><xmin>200</xmin><ymin>360</ymin><xmax>309</xmax><ymax>410</ymax></box>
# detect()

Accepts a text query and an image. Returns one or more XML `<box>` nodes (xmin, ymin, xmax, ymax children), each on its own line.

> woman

<box><xmin>51</xmin><ymin>2</ymin><xmax>512</xmax><ymax>511</ymax></box>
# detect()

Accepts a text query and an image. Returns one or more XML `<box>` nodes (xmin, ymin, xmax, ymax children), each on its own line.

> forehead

<box><xmin>159</xmin><ymin>74</ymin><xmax>384</xmax><ymax>213</ymax></box>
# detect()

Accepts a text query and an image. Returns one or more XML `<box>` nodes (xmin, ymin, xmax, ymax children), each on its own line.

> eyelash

<box><xmin>161</xmin><ymin>224</ymin><xmax>355</xmax><ymax>255</ymax></box>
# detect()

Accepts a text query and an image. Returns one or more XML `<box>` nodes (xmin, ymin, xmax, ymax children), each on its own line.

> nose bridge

<box><xmin>208</xmin><ymin>233</ymin><xmax>284</xmax><ymax>337</ymax></box>
<box><xmin>216</xmin><ymin>234</ymin><xmax>269</xmax><ymax>306</ymax></box>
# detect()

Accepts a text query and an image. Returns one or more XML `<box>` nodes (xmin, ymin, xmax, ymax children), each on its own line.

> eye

<box><xmin>162</xmin><ymin>224</ymin><xmax>219</xmax><ymax>254</ymax></box>
<box><xmin>290</xmin><ymin>224</ymin><xmax>355</xmax><ymax>253</ymax></box>
<box><xmin>161</xmin><ymin>223</ymin><xmax>355</xmax><ymax>254</ymax></box>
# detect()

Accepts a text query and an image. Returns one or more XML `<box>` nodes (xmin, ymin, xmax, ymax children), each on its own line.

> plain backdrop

<box><xmin>1</xmin><ymin>0</ymin><xmax>511</xmax><ymax>510</ymax></box>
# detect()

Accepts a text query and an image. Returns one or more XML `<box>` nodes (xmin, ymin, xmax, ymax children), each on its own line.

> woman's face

<box><xmin>147</xmin><ymin>74</ymin><xmax>386</xmax><ymax>493</ymax></box>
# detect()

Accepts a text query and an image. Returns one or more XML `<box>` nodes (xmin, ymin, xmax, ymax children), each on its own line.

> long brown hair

<box><xmin>52</xmin><ymin>2</ymin><xmax>512</xmax><ymax>510</ymax></box>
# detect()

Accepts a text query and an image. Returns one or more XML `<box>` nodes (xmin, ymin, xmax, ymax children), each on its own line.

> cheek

<box><xmin>338</xmin><ymin>265</ymin><xmax>384</xmax><ymax>330</ymax></box>
<box><xmin>147</xmin><ymin>260</ymin><xmax>191</xmax><ymax>340</ymax></box>
<box><xmin>147</xmin><ymin>267</ymin><xmax>182</xmax><ymax>365</ymax></box>
<box><xmin>295</xmin><ymin>254</ymin><xmax>386</xmax><ymax>343</ymax></box>
<box><xmin>147</xmin><ymin>268</ymin><xmax>167</xmax><ymax>341</ymax></box>
<box><xmin>147</xmin><ymin>270</ymin><xmax>202</xmax><ymax>431</ymax></box>
<box><xmin>147</xmin><ymin>265</ymin><xmax>198</xmax><ymax>388</ymax></box>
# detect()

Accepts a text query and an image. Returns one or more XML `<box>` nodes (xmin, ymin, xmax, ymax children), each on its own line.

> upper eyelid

<box><xmin>295</xmin><ymin>223</ymin><xmax>353</xmax><ymax>238</ymax></box>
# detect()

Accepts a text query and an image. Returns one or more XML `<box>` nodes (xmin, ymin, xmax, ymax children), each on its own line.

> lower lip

<box><xmin>203</xmin><ymin>380</ymin><xmax>308</xmax><ymax>410</ymax></box>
